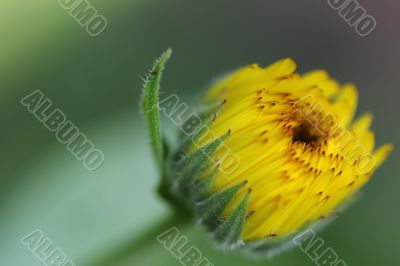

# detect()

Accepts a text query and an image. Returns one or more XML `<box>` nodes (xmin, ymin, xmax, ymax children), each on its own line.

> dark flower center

<box><xmin>292</xmin><ymin>121</ymin><xmax>322</xmax><ymax>147</ymax></box>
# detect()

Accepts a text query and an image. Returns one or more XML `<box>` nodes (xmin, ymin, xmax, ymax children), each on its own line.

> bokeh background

<box><xmin>1</xmin><ymin>0</ymin><xmax>399</xmax><ymax>265</ymax></box>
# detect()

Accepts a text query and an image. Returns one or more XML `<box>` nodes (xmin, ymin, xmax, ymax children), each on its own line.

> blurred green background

<box><xmin>1</xmin><ymin>0</ymin><xmax>398</xmax><ymax>265</ymax></box>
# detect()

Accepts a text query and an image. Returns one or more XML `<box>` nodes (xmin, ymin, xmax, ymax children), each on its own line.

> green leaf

<box><xmin>140</xmin><ymin>48</ymin><xmax>172</xmax><ymax>169</ymax></box>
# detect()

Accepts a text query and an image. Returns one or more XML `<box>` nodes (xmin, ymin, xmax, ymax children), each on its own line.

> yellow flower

<box><xmin>188</xmin><ymin>58</ymin><xmax>392</xmax><ymax>243</ymax></box>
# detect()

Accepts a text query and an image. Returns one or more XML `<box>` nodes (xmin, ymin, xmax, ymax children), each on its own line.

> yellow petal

<box><xmin>332</xmin><ymin>84</ymin><xmax>358</xmax><ymax>127</ymax></box>
<box><xmin>374</xmin><ymin>144</ymin><xmax>393</xmax><ymax>169</ymax></box>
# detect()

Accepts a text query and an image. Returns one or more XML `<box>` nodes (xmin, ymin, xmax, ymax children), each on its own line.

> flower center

<box><xmin>292</xmin><ymin>120</ymin><xmax>322</xmax><ymax>147</ymax></box>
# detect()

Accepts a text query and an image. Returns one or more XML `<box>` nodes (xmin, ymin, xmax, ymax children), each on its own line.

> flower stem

<box><xmin>82</xmin><ymin>211</ymin><xmax>190</xmax><ymax>266</ymax></box>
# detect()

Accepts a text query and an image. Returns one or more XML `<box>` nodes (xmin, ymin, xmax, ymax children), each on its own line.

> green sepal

<box><xmin>197</xmin><ymin>102</ymin><xmax>223</xmax><ymax>122</ymax></box>
<box><xmin>214</xmin><ymin>191</ymin><xmax>250</xmax><ymax>247</ymax></box>
<box><xmin>196</xmin><ymin>181</ymin><xmax>246</xmax><ymax>228</ymax></box>
<box><xmin>191</xmin><ymin>171</ymin><xmax>217</xmax><ymax>202</ymax></box>
<box><xmin>176</xmin><ymin>100</ymin><xmax>223</xmax><ymax>139</ymax></box>
<box><xmin>173</xmin><ymin>132</ymin><xmax>229</xmax><ymax>195</ymax></box>
<box><xmin>171</xmin><ymin>102</ymin><xmax>222</xmax><ymax>165</ymax></box>
<box><xmin>140</xmin><ymin>48</ymin><xmax>172</xmax><ymax>169</ymax></box>
<box><xmin>179</xmin><ymin>131</ymin><xmax>229</xmax><ymax>171</ymax></box>
<box><xmin>170</xmin><ymin>126</ymin><xmax>208</xmax><ymax>165</ymax></box>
